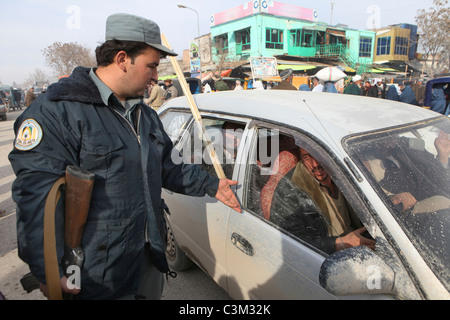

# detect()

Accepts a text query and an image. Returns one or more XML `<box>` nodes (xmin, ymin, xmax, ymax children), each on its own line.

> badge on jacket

<box><xmin>15</xmin><ymin>119</ymin><xmax>43</xmax><ymax>151</ymax></box>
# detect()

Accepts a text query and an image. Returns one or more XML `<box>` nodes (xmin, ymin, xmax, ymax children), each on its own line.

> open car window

<box><xmin>175</xmin><ymin>117</ymin><xmax>246</xmax><ymax>180</ymax></box>
<box><xmin>159</xmin><ymin>110</ymin><xmax>192</xmax><ymax>144</ymax></box>
<box><xmin>244</xmin><ymin>126</ymin><xmax>366</xmax><ymax>255</ymax></box>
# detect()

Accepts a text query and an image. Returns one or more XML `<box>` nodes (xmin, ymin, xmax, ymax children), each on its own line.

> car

<box><xmin>157</xmin><ymin>90</ymin><xmax>449</xmax><ymax>300</ymax></box>
<box><xmin>0</xmin><ymin>98</ymin><xmax>7</xmax><ymax>121</ymax></box>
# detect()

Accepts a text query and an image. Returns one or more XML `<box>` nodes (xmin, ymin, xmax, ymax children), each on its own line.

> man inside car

<box><xmin>268</xmin><ymin>146</ymin><xmax>375</xmax><ymax>254</ymax></box>
<box><xmin>291</xmin><ymin>148</ymin><xmax>375</xmax><ymax>252</ymax></box>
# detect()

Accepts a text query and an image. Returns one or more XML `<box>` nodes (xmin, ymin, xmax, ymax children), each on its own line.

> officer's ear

<box><xmin>115</xmin><ymin>50</ymin><xmax>129</xmax><ymax>73</ymax></box>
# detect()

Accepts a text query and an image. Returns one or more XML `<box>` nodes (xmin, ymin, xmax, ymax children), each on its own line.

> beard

<box><xmin>311</xmin><ymin>166</ymin><xmax>329</xmax><ymax>182</ymax></box>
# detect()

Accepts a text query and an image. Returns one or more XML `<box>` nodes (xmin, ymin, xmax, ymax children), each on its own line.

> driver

<box><xmin>363</xmin><ymin>130</ymin><xmax>450</xmax><ymax>213</ymax></box>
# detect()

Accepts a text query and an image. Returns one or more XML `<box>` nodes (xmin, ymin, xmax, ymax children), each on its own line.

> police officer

<box><xmin>9</xmin><ymin>13</ymin><xmax>241</xmax><ymax>300</ymax></box>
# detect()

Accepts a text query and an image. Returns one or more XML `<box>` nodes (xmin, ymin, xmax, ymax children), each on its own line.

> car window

<box><xmin>344</xmin><ymin>117</ymin><xmax>450</xmax><ymax>290</ymax></box>
<box><xmin>159</xmin><ymin>110</ymin><xmax>192</xmax><ymax>144</ymax></box>
<box><xmin>244</xmin><ymin>126</ymin><xmax>365</xmax><ymax>255</ymax></box>
<box><xmin>177</xmin><ymin>117</ymin><xmax>246</xmax><ymax>180</ymax></box>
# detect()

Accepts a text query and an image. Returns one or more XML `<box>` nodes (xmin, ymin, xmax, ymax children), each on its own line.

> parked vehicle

<box><xmin>158</xmin><ymin>90</ymin><xmax>449</xmax><ymax>300</ymax></box>
<box><xmin>0</xmin><ymin>85</ymin><xmax>23</xmax><ymax>111</ymax></box>
<box><xmin>0</xmin><ymin>98</ymin><xmax>7</xmax><ymax>121</ymax></box>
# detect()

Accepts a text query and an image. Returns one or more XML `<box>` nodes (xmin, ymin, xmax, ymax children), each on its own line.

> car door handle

<box><xmin>231</xmin><ymin>232</ymin><xmax>254</xmax><ymax>256</ymax></box>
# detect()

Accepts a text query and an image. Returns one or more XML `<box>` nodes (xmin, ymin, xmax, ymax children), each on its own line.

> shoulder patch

<box><xmin>15</xmin><ymin>119</ymin><xmax>43</xmax><ymax>151</ymax></box>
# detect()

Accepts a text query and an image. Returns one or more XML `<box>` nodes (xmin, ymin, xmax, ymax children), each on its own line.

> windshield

<box><xmin>344</xmin><ymin>117</ymin><xmax>450</xmax><ymax>291</ymax></box>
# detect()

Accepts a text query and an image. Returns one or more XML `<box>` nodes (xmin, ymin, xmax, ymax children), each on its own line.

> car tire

<box><xmin>165</xmin><ymin>216</ymin><xmax>194</xmax><ymax>271</ymax></box>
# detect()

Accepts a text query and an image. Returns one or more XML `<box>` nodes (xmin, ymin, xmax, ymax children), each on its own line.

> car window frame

<box><xmin>240</xmin><ymin>119</ymin><xmax>379</xmax><ymax>256</ymax></box>
<box><xmin>165</xmin><ymin>109</ymin><xmax>251</xmax><ymax>180</ymax></box>
<box><xmin>158</xmin><ymin>109</ymin><xmax>194</xmax><ymax>144</ymax></box>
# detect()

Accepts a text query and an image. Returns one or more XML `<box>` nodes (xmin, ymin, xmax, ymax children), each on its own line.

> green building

<box><xmin>210</xmin><ymin>1</ymin><xmax>375</xmax><ymax>74</ymax></box>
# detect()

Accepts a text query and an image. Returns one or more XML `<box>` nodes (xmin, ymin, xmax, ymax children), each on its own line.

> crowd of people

<box><xmin>144</xmin><ymin>78</ymin><xmax>178</xmax><ymax>110</ymax></box>
<box><xmin>188</xmin><ymin>67</ymin><xmax>449</xmax><ymax>116</ymax></box>
<box><xmin>345</xmin><ymin>76</ymin><xmax>449</xmax><ymax>115</ymax></box>
<box><xmin>342</xmin><ymin>75</ymin><xmax>429</xmax><ymax>107</ymax></box>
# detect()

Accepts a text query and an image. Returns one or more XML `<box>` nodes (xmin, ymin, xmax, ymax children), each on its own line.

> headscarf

<box><xmin>322</xmin><ymin>82</ymin><xmax>337</xmax><ymax>93</ymax></box>
<box><xmin>386</xmin><ymin>85</ymin><xmax>399</xmax><ymax>101</ymax></box>
<box><xmin>430</xmin><ymin>87</ymin><xmax>447</xmax><ymax>114</ymax></box>
<box><xmin>299</xmin><ymin>84</ymin><xmax>311</xmax><ymax>91</ymax></box>
<box><xmin>399</xmin><ymin>86</ymin><xmax>418</xmax><ymax>105</ymax></box>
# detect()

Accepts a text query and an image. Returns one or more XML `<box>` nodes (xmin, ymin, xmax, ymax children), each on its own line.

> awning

<box><xmin>367</xmin><ymin>68</ymin><xmax>384</xmax><ymax>74</ymax></box>
<box><xmin>260</xmin><ymin>76</ymin><xmax>281</xmax><ymax>82</ymax></box>
<box><xmin>278</xmin><ymin>65</ymin><xmax>317</xmax><ymax>71</ymax></box>
<box><xmin>328</xmin><ymin>33</ymin><xmax>346</xmax><ymax>37</ymax></box>
<box><xmin>376</xmin><ymin>67</ymin><xmax>399</xmax><ymax>72</ymax></box>
<box><xmin>221</xmin><ymin>69</ymin><xmax>232</xmax><ymax>77</ymax></box>
<box><xmin>193</xmin><ymin>69</ymin><xmax>232</xmax><ymax>81</ymax></box>
<box><xmin>158</xmin><ymin>74</ymin><xmax>177</xmax><ymax>80</ymax></box>
<box><xmin>344</xmin><ymin>67</ymin><xmax>356</xmax><ymax>72</ymax></box>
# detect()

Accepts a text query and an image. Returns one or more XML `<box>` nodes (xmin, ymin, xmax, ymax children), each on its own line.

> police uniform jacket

<box><xmin>9</xmin><ymin>66</ymin><xmax>220</xmax><ymax>299</ymax></box>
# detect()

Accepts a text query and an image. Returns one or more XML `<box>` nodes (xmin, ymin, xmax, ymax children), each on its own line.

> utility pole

<box><xmin>178</xmin><ymin>4</ymin><xmax>202</xmax><ymax>77</ymax></box>
<box><xmin>330</xmin><ymin>2</ymin><xmax>335</xmax><ymax>25</ymax></box>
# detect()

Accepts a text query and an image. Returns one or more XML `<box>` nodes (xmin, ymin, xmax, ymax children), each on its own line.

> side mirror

<box><xmin>319</xmin><ymin>246</ymin><xmax>395</xmax><ymax>297</ymax></box>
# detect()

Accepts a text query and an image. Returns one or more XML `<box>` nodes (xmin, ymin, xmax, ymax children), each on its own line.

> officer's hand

<box><xmin>215</xmin><ymin>179</ymin><xmax>242</xmax><ymax>213</ymax></box>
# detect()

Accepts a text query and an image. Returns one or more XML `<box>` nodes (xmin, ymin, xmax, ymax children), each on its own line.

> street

<box><xmin>0</xmin><ymin>109</ymin><xmax>230</xmax><ymax>300</ymax></box>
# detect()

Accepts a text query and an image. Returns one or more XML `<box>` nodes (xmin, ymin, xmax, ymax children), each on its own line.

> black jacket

<box><xmin>9</xmin><ymin>66</ymin><xmax>219</xmax><ymax>299</ymax></box>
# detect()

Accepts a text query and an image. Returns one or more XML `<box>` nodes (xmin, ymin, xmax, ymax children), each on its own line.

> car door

<box><xmin>160</xmin><ymin>109</ymin><xmax>249</xmax><ymax>287</ymax></box>
<box><xmin>225</xmin><ymin>121</ymin><xmax>384</xmax><ymax>300</ymax></box>
<box><xmin>225</xmin><ymin>123</ymin><xmax>335</xmax><ymax>299</ymax></box>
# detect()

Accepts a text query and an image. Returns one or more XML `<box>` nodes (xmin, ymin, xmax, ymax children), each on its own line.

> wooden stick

<box><xmin>161</xmin><ymin>34</ymin><xmax>226</xmax><ymax>179</ymax></box>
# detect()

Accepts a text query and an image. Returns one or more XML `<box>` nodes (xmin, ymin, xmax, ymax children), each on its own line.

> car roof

<box><xmin>161</xmin><ymin>90</ymin><xmax>438</xmax><ymax>139</ymax></box>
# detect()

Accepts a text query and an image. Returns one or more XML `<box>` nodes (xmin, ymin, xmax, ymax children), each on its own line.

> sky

<box><xmin>0</xmin><ymin>0</ymin><xmax>437</xmax><ymax>86</ymax></box>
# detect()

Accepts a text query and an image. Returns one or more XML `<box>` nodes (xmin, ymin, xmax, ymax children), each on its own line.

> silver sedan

<box><xmin>158</xmin><ymin>90</ymin><xmax>449</xmax><ymax>300</ymax></box>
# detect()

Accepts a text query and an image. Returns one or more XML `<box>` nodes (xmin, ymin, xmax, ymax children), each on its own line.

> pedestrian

<box><xmin>273</xmin><ymin>68</ymin><xmax>296</xmax><ymax>90</ymax></box>
<box><xmin>13</xmin><ymin>89</ymin><xmax>22</xmax><ymax>110</ymax></box>
<box><xmin>375</xmin><ymin>79</ymin><xmax>386</xmax><ymax>99</ymax></box>
<box><xmin>430</xmin><ymin>84</ymin><xmax>447</xmax><ymax>115</ymax></box>
<box><xmin>399</xmin><ymin>81</ymin><xmax>418</xmax><ymax>105</ymax></box>
<box><xmin>145</xmin><ymin>79</ymin><xmax>164</xmax><ymax>110</ymax></box>
<box><xmin>363</xmin><ymin>80</ymin><xmax>378</xmax><ymax>98</ymax></box>
<box><xmin>203</xmin><ymin>81</ymin><xmax>212</xmax><ymax>93</ymax></box>
<box><xmin>343</xmin><ymin>75</ymin><xmax>363</xmax><ymax>96</ymax></box>
<box><xmin>252</xmin><ymin>79</ymin><xmax>265</xmax><ymax>90</ymax></box>
<box><xmin>311</xmin><ymin>77</ymin><xmax>324</xmax><ymax>92</ymax></box>
<box><xmin>9</xmin><ymin>13</ymin><xmax>241</xmax><ymax>300</ymax></box>
<box><xmin>163</xmin><ymin>78</ymin><xmax>178</xmax><ymax>101</ymax></box>
<box><xmin>298</xmin><ymin>84</ymin><xmax>311</xmax><ymax>91</ymax></box>
<box><xmin>412</xmin><ymin>79</ymin><xmax>426</xmax><ymax>106</ymax></box>
<box><xmin>234</xmin><ymin>80</ymin><xmax>243</xmax><ymax>90</ymax></box>
<box><xmin>385</xmin><ymin>85</ymin><xmax>399</xmax><ymax>101</ymax></box>
<box><xmin>213</xmin><ymin>73</ymin><xmax>230</xmax><ymax>91</ymax></box>
<box><xmin>322</xmin><ymin>81</ymin><xmax>338</xmax><ymax>93</ymax></box>
<box><xmin>25</xmin><ymin>87</ymin><xmax>36</xmax><ymax>107</ymax></box>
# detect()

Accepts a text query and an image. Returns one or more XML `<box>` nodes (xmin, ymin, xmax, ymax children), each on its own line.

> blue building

<box><xmin>210</xmin><ymin>1</ymin><xmax>376</xmax><ymax>74</ymax></box>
